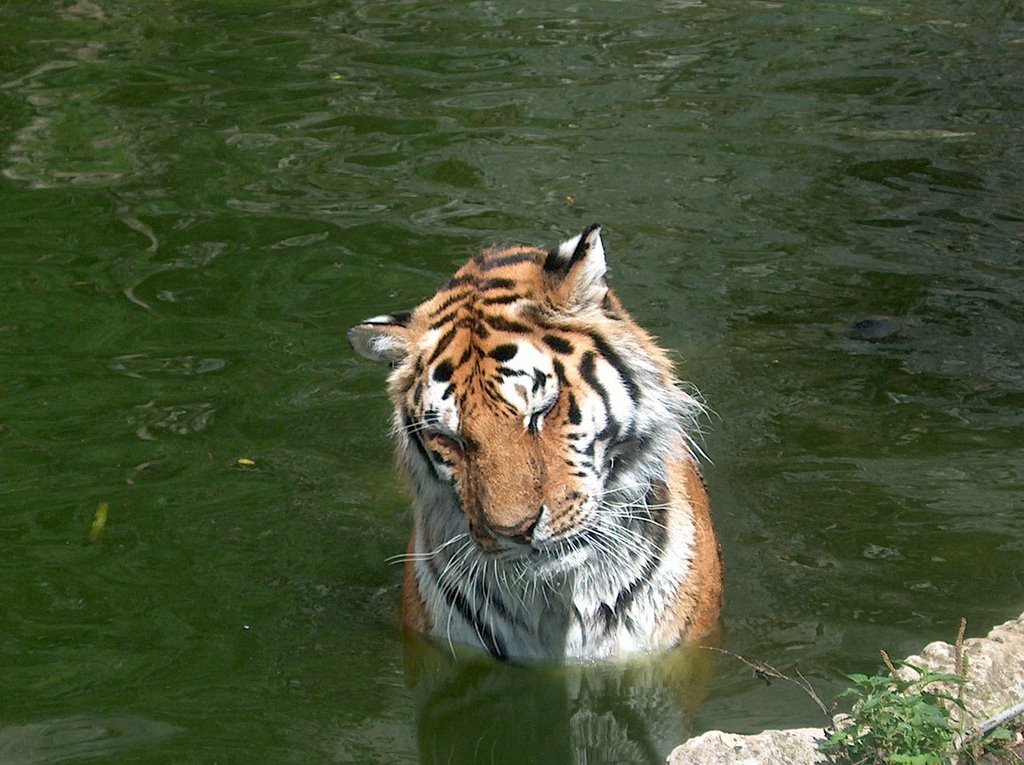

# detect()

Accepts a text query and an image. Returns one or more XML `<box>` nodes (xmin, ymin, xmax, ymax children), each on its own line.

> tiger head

<box><xmin>349</xmin><ymin>226</ymin><xmax>700</xmax><ymax>568</ymax></box>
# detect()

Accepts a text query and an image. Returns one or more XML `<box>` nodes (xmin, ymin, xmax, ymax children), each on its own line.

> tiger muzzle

<box><xmin>488</xmin><ymin>508</ymin><xmax>543</xmax><ymax>546</ymax></box>
<box><xmin>461</xmin><ymin>437</ymin><xmax>548</xmax><ymax>552</ymax></box>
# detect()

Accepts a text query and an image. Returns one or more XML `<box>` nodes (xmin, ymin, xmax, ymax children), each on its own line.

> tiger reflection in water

<box><xmin>403</xmin><ymin>632</ymin><xmax>717</xmax><ymax>765</ymax></box>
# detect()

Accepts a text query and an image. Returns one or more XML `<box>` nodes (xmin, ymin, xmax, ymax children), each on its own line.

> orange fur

<box><xmin>665</xmin><ymin>459</ymin><xmax>724</xmax><ymax>641</ymax></box>
<box><xmin>400</xmin><ymin>521</ymin><xmax>430</xmax><ymax>633</ymax></box>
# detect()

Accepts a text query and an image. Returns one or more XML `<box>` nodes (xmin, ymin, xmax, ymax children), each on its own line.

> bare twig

<box><xmin>703</xmin><ymin>646</ymin><xmax>833</xmax><ymax>719</ymax></box>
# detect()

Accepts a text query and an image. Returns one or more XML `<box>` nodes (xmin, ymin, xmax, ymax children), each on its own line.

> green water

<box><xmin>2</xmin><ymin>1</ymin><xmax>1023</xmax><ymax>762</ymax></box>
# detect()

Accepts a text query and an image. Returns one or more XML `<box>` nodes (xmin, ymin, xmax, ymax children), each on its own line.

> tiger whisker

<box><xmin>386</xmin><ymin>532</ymin><xmax>469</xmax><ymax>565</ymax></box>
<box><xmin>440</xmin><ymin>538</ymin><xmax>477</xmax><ymax>657</ymax></box>
<box><xmin>601</xmin><ymin>504</ymin><xmax>671</xmax><ymax>530</ymax></box>
<box><xmin>584</xmin><ymin>528</ymin><xmax>639</xmax><ymax>573</ymax></box>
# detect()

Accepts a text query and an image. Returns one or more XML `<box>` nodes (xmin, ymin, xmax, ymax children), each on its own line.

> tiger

<box><xmin>348</xmin><ymin>225</ymin><xmax>722</xmax><ymax>661</ymax></box>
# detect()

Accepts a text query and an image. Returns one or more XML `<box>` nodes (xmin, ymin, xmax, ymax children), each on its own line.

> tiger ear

<box><xmin>545</xmin><ymin>224</ymin><xmax>607</xmax><ymax>307</ymax></box>
<box><xmin>347</xmin><ymin>311</ymin><xmax>413</xmax><ymax>365</ymax></box>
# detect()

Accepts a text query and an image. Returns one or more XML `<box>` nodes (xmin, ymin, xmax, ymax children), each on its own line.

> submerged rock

<box><xmin>848</xmin><ymin>316</ymin><xmax>900</xmax><ymax>342</ymax></box>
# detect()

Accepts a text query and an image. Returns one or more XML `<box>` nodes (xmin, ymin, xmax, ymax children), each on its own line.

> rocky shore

<box><xmin>669</xmin><ymin>611</ymin><xmax>1024</xmax><ymax>764</ymax></box>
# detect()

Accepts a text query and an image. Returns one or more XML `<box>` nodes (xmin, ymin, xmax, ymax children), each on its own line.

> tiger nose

<box><xmin>491</xmin><ymin>507</ymin><xmax>544</xmax><ymax>545</ymax></box>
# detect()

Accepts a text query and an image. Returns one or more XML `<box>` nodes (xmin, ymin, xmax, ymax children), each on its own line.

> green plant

<box><xmin>819</xmin><ymin>656</ymin><xmax>966</xmax><ymax>765</ymax></box>
<box><xmin>818</xmin><ymin>623</ymin><xmax>1018</xmax><ymax>765</ymax></box>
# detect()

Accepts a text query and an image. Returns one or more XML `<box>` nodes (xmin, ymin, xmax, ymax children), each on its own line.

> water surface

<box><xmin>2</xmin><ymin>1</ymin><xmax>1023</xmax><ymax>763</ymax></box>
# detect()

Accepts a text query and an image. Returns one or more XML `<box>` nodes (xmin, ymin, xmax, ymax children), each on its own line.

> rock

<box><xmin>667</xmin><ymin>728</ymin><xmax>824</xmax><ymax>765</ymax></box>
<box><xmin>667</xmin><ymin>612</ymin><xmax>1024</xmax><ymax>765</ymax></box>
<box><xmin>899</xmin><ymin>613</ymin><xmax>1024</xmax><ymax>726</ymax></box>
<box><xmin>848</xmin><ymin>317</ymin><xmax>900</xmax><ymax>342</ymax></box>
